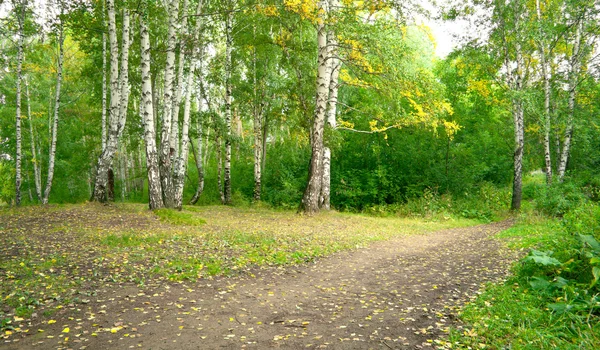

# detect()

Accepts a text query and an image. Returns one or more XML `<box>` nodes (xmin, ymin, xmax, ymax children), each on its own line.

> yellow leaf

<box><xmin>62</xmin><ymin>327</ymin><xmax>70</xmax><ymax>333</ymax></box>
<box><xmin>47</xmin><ymin>320</ymin><xmax>56</xmax><ymax>324</ymax></box>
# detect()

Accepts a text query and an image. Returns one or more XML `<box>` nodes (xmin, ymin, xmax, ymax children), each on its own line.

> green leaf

<box><xmin>529</xmin><ymin>277</ymin><xmax>550</xmax><ymax>291</ymax></box>
<box><xmin>524</xmin><ymin>250</ymin><xmax>561</xmax><ymax>266</ymax></box>
<box><xmin>577</xmin><ymin>234</ymin><xmax>600</xmax><ymax>253</ymax></box>
<box><xmin>591</xmin><ymin>267</ymin><xmax>600</xmax><ymax>288</ymax></box>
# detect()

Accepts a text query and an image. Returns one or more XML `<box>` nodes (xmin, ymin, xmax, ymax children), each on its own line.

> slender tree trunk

<box><xmin>159</xmin><ymin>0</ymin><xmax>180</xmax><ymax>208</ymax></box>
<box><xmin>101</xmin><ymin>3</ymin><xmax>108</xmax><ymax>152</ymax></box>
<box><xmin>25</xmin><ymin>79</ymin><xmax>42</xmax><ymax>202</ymax></box>
<box><xmin>223</xmin><ymin>5</ymin><xmax>233</xmax><ymax>204</ymax></box>
<box><xmin>252</xmin><ymin>27</ymin><xmax>263</xmax><ymax>202</ymax></box>
<box><xmin>92</xmin><ymin>0</ymin><xmax>128</xmax><ymax>203</ymax></box>
<box><xmin>321</xmin><ymin>2</ymin><xmax>341</xmax><ymax>210</ymax></box>
<box><xmin>217</xmin><ymin>137</ymin><xmax>224</xmax><ymax>204</ymax></box>
<box><xmin>170</xmin><ymin>0</ymin><xmax>189</xmax><ymax>160</ymax></box>
<box><xmin>173</xmin><ymin>69</ymin><xmax>193</xmax><ymax>209</ymax></box>
<box><xmin>42</xmin><ymin>17</ymin><xmax>64</xmax><ymax>205</ymax></box>
<box><xmin>536</xmin><ymin>0</ymin><xmax>552</xmax><ymax>185</ymax></box>
<box><xmin>510</xmin><ymin>44</ymin><xmax>524</xmax><ymax>211</ymax></box>
<box><xmin>14</xmin><ymin>0</ymin><xmax>26</xmax><ymax>206</ymax></box>
<box><xmin>140</xmin><ymin>9</ymin><xmax>164</xmax><ymax>210</ymax></box>
<box><xmin>189</xmin><ymin>120</ymin><xmax>205</xmax><ymax>204</ymax></box>
<box><xmin>300</xmin><ymin>0</ymin><xmax>330</xmax><ymax>214</ymax></box>
<box><xmin>558</xmin><ymin>20</ymin><xmax>582</xmax><ymax>182</ymax></box>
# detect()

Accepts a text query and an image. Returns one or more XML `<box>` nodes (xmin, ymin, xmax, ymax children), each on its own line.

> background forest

<box><xmin>1</xmin><ymin>0</ymin><xmax>599</xmax><ymax>215</ymax></box>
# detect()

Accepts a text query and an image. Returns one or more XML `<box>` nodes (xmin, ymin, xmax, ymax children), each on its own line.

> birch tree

<box><xmin>42</xmin><ymin>3</ymin><xmax>64</xmax><ymax>205</ymax></box>
<box><xmin>158</xmin><ymin>0</ymin><xmax>180</xmax><ymax>208</ymax></box>
<box><xmin>92</xmin><ymin>0</ymin><xmax>130</xmax><ymax>202</ymax></box>
<box><xmin>139</xmin><ymin>4</ymin><xmax>163</xmax><ymax>209</ymax></box>
<box><xmin>14</xmin><ymin>0</ymin><xmax>26</xmax><ymax>206</ymax></box>
<box><xmin>223</xmin><ymin>1</ymin><xmax>234</xmax><ymax>205</ymax></box>
<box><xmin>300</xmin><ymin>0</ymin><xmax>331</xmax><ymax>214</ymax></box>
<box><xmin>25</xmin><ymin>78</ymin><xmax>42</xmax><ymax>201</ymax></box>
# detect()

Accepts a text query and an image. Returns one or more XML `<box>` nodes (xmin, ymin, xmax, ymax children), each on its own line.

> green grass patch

<box><xmin>448</xmin><ymin>213</ymin><xmax>600</xmax><ymax>349</ymax></box>
<box><xmin>154</xmin><ymin>208</ymin><xmax>207</xmax><ymax>226</ymax></box>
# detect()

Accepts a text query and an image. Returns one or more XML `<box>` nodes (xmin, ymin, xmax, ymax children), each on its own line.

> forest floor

<box><xmin>0</xmin><ymin>204</ymin><xmax>522</xmax><ymax>349</ymax></box>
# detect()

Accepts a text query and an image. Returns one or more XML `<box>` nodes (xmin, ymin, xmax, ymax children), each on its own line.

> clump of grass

<box><xmin>154</xmin><ymin>208</ymin><xmax>206</xmax><ymax>226</ymax></box>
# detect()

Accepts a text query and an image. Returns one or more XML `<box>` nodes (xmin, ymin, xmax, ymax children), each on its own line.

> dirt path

<box><xmin>5</xmin><ymin>220</ymin><xmax>520</xmax><ymax>350</ymax></box>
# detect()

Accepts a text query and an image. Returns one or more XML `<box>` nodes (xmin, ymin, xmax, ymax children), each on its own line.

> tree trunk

<box><xmin>159</xmin><ymin>0</ymin><xmax>180</xmax><ymax>208</ymax></box>
<box><xmin>15</xmin><ymin>0</ymin><xmax>26</xmax><ymax>206</ymax></box>
<box><xmin>300</xmin><ymin>0</ymin><xmax>330</xmax><ymax>214</ymax></box>
<box><xmin>189</xmin><ymin>120</ymin><xmax>205</xmax><ymax>205</ymax></box>
<box><xmin>140</xmin><ymin>9</ymin><xmax>164</xmax><ymax>210</ymax></box>
<box><xmin>320</xmin><ymin>3</ymin><xmax>341</xmax><ymax>210</ymax></box>
<box><xmin>558</xmin><ymin>20</ymin><xmax>582</xmax><ymax>182</ymax></box>
<box><xmin>536</xmin><ymin>0</ymin><xmax>552</xmax><ymax>185</ymax></box>
<box><xmin>101</xmin><ymin>2</ymin><xmax>108</xmax><ymax>152</ymax></box>
<box><xmin>25</xmin><ymin>79</ymin><xmax>42</xmax><ymax>202</ymax></box>
<box><xmin>170</xmin><ymin>0</ymin><xmax>190</xmax><ymax>161</ymax></box>
<box><xmin>223</xmin><ymin>5</ymin><xmax>233</xmax><ymax>205</ymax></box>
<box><xmin>92</xmin><ymin>0</ymin><xmax>127</xmax><ymax>203</ymax></box>
<box><xmin>217</xmin><ymin>137</ymin><xmax>224</xmax><ymax>204</ymax></box>
<box><xmin>173</xmin><ymin>68</ymin><xmax>193</xmax><ymax>209</ymax></box>
<box><xmin>42</xmin><ymin>17</ymin><xmax>64</xmax><ymax>205</ymax></box>
<box><xmin>252</xmin><ymin>26</ymin><xmax>263</xmax><ymax>202</ymax></box>
<box><xmin>510</xmin><ymin>42</ymin><xmax>524</xmax><ymax>211</ymax></box>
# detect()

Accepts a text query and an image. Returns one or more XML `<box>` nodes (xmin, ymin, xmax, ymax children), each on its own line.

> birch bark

<box><xmin>25</xmin><ymin>79</ymin><xmax>42</xmax><ymax>201</ymax></box>
<box><xmin>14</xmin><ymin>0</ymin><xmax>26</xmax><ymax>206</ymax></box>
<box><xmin>536</xmin><ymin>0</ymin><xmax>552</xmax><ymax>185</ymax></box>
<box><xmin>140</xmin><ymin>8</ymin><xmax>164</xmax><ymax>209</ymax></box>
<box><xmin>300</xmin><ymin>0</ymin><xmax>331</xmax><ymax>214</ymax></box>
<box><xmin>321</xmin><ymin>0</ymin><xmax>341</xmax><ymax>210</ymax></box>
<box><xmin>558</xmin><ymin>20</ymin><xmax>583</xmax><ymax>182</ymax></box>
<box><xmin>101</xmin><ymin>1</ymin><xmax>108</xmax><ymax>152</ymax></box>
<box><xmin>223</xmin><ymin>4</ymin><xmax>233</xmax><ymax>204</ymax></box>
<box><xmin>159</xmin><ymin>0</ymin><xmax>180</xmax><ymax>208</ymax></box>
<box><xmin>42</xmin><ymin>15</ymin><xmax>64</xmax><ymax>205</ymax></box>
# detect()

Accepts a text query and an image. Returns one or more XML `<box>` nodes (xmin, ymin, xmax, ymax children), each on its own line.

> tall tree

<box><xmin>300</xmin><ymin>0</ymin><xmax>331</xmax><ymax>214</ymax></box>
<box><xmin>13</xmin><ymin>0</ymin><xmax>26</xmax><ymax>206</ymax></box>
<box><xmin>139</xmin><ymin>2</ymin><xmax>163</xmax><ymax>210</ymax></box>
<box><xmin>92</xmin><ymin>0</ymin><xmax>130</xmax><ymax>202</ymax></box>
<box><xmin>223</xmin><ymin>0</ymin><xmax>234</xmax><ymax>205</ymax></box>
<box><xmin>42</xmin><ymin>2</ymin><xmax>64</xmax><ymax>205</ymax></box>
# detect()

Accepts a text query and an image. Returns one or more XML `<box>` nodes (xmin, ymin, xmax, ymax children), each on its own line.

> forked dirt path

<box><xmin>6</xmin><ymin>220</ymin><xmax>520</xmax><ymax>350</ymax></box>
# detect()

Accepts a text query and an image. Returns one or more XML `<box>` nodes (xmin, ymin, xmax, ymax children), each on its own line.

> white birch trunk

<box><xmin>301</xmin><ymin>0</ymin><xmax>331</xmax><ymax>213</ymax></box>
<box><xmin>25</xmin><ymin>79</ymin><xmax>42</xmax><ymax>202</ymax></box>
<box><xmin>117</xmin><ymin>9</ymin><xmax>131</xmax><ymax>137</ymax></box>
<box><xmin>321</xmin><ymin>0</ymin><xmax>341</xmax><ymax>210</ymax></box>
<box><xmin>171</xmin><ymin>0</ymin><xmax>190</xmax><ymax>159</ymax></box>
<box><xmin>101</xmin><ymin>2</ymin><xmax>108</xmax><ymax>152</ymax></box>
<box><xmin>140</xmin><ymin>9</ymin><xmax>164</xmax><ymax>210</ymax></box>
<box><xmin>217</xmin><ymin>137</ymin><xmax>224</xmax><ymax>204</ymax></box>
<box><xmin>536</xmin><ymin>0</ymin><xmax>552</xmax><ymax>185</ymax></box>
<box><xmin>510</xmin><ymin>42</ymin><xmax>525</xmax><ymax>211</ymax></box>
<box><xmin>173</xmin><ymin>70</ymin><xmax>193</xmax><ymax>209</ymax></box>
<box><xmin>42</xmin><ymin>18</ymin><xmax>64</xmax><ymax>205</ymax></box>
<box><xmin>15</xmin><ymin>0</ymin><xmax>26</xmax><ymax>206</ymax></box>
<box><xmin>159</xmin><ymin>0</ymin><xmax>180</xmax><ymax>208</ymax></box>
<box><xmin>92</xmin><ymin>0</ymin><xmax>123</xmax><ymax>202</ymax></box>
<box><xmin>223</xmin><ymin>5</ymin><xmax>233</xmax><ymax>205</ymax></box>
<box><xmin>558</xmin><ymin>20</ymin><xmax>582</xmax><ymax>182</ymax></box>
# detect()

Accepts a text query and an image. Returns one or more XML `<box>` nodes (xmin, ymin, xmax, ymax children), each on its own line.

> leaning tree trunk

<box><xmin>42</xmin><ymin>17</ymin><xmax>64</xmax><ymax>205</ymax></box>
<box><xmin>15</xmin><ymin>0</ymin><xmax>26</xmax><ymax>206</ymax></box>
<box><xmin>26</xmin><ymin>79</ymin><xmax>42</xmax><ymax>201</ymax></box>
<box><xmin>158</xmin><ymin>0</ymin><xmax>180</xmax><ymax>208</ymax></box>
<box><xmin>92</xmin><ymin>0</ymin><xmax>128</xmax><ymax>203</ymax></box>
<box><xmin>300</xmin><ymin>0</ymin><xmax>331</xmax><ymax>214</ymax></box>
<box><xmin>558</xmin><ymin>20</ymin><xmax>583</xmax><ymax>182</ymax></box>
<box><xmin>140</xmin><ymin>9</ymin><xmax>164</xmax><ymax>210</ymax></box>
<box><xmin>223</xmin><ymin>6</ymin><xmax>233</xmax><ymax>205</ymax></box>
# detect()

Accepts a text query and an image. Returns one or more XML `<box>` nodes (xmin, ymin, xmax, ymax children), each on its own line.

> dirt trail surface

<box><xmin>3</xmin><ymin>220</ymin><xmax>520</xmax><ymax>350</ymax></box>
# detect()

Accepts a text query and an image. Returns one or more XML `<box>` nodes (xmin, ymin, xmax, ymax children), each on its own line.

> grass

<box><xmin>445</xmin><ymin>214</ymin><xmax>600</xmax><ymax>349</ymax></box>
<box><xmin>0</xmin><ymin>202</ymin><xmax>479</xmax><ymax>325</ymax></box>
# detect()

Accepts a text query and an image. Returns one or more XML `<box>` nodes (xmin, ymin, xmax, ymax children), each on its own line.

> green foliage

<box><xmin>451</xmin><ymin>201</ymin><xmax>600</xmax><ymax>348</ymax></box>
<box><xmin>0</xmin><ymin>162</ymin><xmax>15</xmax><ymax>206</ymax></box>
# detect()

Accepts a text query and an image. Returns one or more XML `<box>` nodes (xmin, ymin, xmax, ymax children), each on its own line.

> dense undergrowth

<box><xmin>445</xmin><ymin>176</ymin><xmax>600</xmax><ymax>349</ymax></box>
